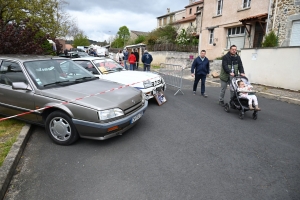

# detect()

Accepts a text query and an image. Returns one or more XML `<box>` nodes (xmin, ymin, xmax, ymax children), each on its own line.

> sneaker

<box><xmin>201</xmin><ymin>93</ymin><xmax>208</xmax><ymax>98</ymax></box>
<box><xmin>219</xmin><ymin>101</ymin><xmax>225</xmax><ymax>106</ymax></box>
<box><xmin>255</xmin><ymin>107</ymin><xmax>261</xmax><ymax>111</ymax></box>
<box><xmin>193</xmin><ymin>91</ymin><xmax>196</xmax><ymax>95</ymax></box>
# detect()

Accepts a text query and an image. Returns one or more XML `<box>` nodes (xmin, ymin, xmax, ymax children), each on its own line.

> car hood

<box><xmin>101</xmin><ymin>71</ymin><xmax>161</xmax><ymax>86</ymax></box>
<box><xmin>36</xmin><ymin>79</ymin><xmax>142</xmax><ymax>111</ymax></box>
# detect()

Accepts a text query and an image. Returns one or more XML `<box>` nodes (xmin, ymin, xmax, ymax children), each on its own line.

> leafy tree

<box><xmin>262</xmin><ymin>31</ymin><xmax>278</xmax><ymax>47</ymax></box>
<box><xmin>145</xmin><ymin>25</ymin><xmax>177</xmax><ymax>45</ymax></box>
<box><xmin>117</xmin><ymin>26</ymin><xmax>130</xmax><ymax>47</ymax></box>
<box><xmin>111</xmin><ymin>37</ymin><xmax>123</xmax><ymax>48</ymax></box>
<box><xmin>135</xmin><ymin>35</ymin><xmax>145</xmax><ymax>44</ymax></box>
<box><xmin>0</xmin><ymin>0</ymin><xmax>74</xmax><ymax>39</ymax></box>
<box><xmin>72</xmin><ymin>33</ymin><xmax>90</xmax><ymax>47</ymax></box>
<box><xmin>0</xmin><ymin>20</ymin><xmax>52</xmax><ymax>54</ymax></box>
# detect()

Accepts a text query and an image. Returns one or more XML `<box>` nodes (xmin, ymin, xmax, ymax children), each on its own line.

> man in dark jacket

<box><xmin>191</xmin><ymin>50</ymin><xmax>210</xmax><ymax>97</ymax></box>
<box><xmin>133</xmin><ymin>49</ymin><xmax>140</xmax><ymax>70</ymax></box>
<box><xmin>142</xmin><ymin>50</ymin><xmax>153</xmax><ymax>71</ymax></box>
<box><xmin>219</xmin><ymin>45</ymin><xmax>245</xmax><ymax>106</ymax></box>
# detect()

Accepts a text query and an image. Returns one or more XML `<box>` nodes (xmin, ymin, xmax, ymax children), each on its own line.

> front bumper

<box><xmin>72</xmin><ymin>101</ymin><xmax>148</xmax><ymax>140</ymax></box>
<box><xmin>140</xmin><ymin>83</ymin><xmax>166</xmax><ymax>100</ymax></box>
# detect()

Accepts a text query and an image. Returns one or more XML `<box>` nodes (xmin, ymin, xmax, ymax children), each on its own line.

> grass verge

<box><xmin>0</xmin><ymin>119</ymin><xmax>25</xmax><ymax>167</ymax></box>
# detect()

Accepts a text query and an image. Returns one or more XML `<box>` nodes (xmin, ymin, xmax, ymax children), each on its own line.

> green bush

<box><xmin>262</xmin><ymin>31</ymin><xmax>278</xmax><ymax>47</ymax></box>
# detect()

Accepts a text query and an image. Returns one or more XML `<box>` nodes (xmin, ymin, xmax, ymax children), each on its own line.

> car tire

<box><xmin>45</xmin><ymin>111</ymin><xmax>79</xmax><ymax>145</ymax></box>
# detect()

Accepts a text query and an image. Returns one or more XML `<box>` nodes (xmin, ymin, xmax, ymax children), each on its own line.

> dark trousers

<box><xmin>144</xmin><ymin>64</ymin><xmax>150</xmax><ymax>71</ymax></box>
<box><xmin>193</xmin><ymin>74</ymin><xmax>206</xmax><ymax>94</ymax></box>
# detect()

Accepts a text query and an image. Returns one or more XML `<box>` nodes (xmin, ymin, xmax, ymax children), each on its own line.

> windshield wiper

<box><xmin>75</xmin><ymin>76</ymin><xmax>96</xmax><ymax>82</ymax></box>
<box><xmin>43</xmin><ymin>80</ymin><xmax>70</xmax><ymax>87</ymax></box>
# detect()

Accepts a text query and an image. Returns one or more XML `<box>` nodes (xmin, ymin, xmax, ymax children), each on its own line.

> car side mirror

<box><xmin>12</xmin><ymin>82</ymin><xmax>32</xmax><ymax>91</ymax></box>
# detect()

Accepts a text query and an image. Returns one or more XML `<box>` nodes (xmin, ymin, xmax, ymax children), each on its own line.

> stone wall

<box><xmin>149</xmin><ymin>51</ymin><xmax>198</xmax><ymax>68</ymax></box>
<box><xmin>268</xmin><ymin>0</ymin><xmax>300</xmax><ymax>46</ymax></box>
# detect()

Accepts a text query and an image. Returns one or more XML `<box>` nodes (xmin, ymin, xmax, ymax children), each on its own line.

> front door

<box><xmin>0</xmin><ymin>60</ymin><xmax>36</xmax><ymax>122</ymax></box>
<box><xmin>253</xmin><ymin>22</ymin><xmax>265</xmax><ymax>48</ymax></box>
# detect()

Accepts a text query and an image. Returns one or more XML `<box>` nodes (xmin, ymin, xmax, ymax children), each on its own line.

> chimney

<box><xmin>167</xmin><ymin>8</ymin><xmax>170</xmax><ymax>13</ymax></box>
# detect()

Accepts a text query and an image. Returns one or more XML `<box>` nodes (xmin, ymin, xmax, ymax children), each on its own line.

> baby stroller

<box><xmin>224</xmin><ymin>76</ymin><xmax>259</xmax><ymax>120</ymax></box>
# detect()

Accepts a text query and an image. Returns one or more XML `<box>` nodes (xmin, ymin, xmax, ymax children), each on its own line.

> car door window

<box><xmin>74</xmin><ymin>60</ymin><xmax>99</xmax><ymax>75</ymax></box>
<box><xmin>0</xmin><ymin>61</ymin><xmax>27</xmax><ymax>85</ymax></box>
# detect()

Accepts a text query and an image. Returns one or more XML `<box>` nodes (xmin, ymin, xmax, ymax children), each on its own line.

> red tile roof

<box><xmin>174</xmin><ymin>15</ymin><xmax>196</xmax><ymax>24</ymax></box>
<box><xmin>240</xmin><ymin>13</ymin><xmax>268</xmax><ymax>22</ymax></box>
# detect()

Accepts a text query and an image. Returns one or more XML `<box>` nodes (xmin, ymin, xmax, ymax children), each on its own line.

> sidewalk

<box><xmin>182</xmin><ymin>73</ymin><xmax>300</xmax><ymax>106</ymax></box>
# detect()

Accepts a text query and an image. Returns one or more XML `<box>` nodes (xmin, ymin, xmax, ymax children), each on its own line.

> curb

<box><xmin>202</xmin><ymin>79</ymin><xmax>300</xmax><ymax>106</ymax></box>
<box><xmin>0</xmin><ymin>124</ymin><xmax>32</xmax><ymax>200</ymax></box>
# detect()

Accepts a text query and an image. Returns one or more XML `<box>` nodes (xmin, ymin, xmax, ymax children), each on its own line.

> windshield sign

<box><xmin>24</xmin><ymin>59</ymin><xmax>96</xmax><ymax>89</ymax></box>
<box><xmin>93</xmin><ymin>59</ymin><xmax>124</xmax><ymax>74</ymax></box>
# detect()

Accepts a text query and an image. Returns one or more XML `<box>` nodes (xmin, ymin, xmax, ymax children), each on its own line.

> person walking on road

<box><xmin>142</xmin><ymin>50</ymin><xmax>153</xmax><ymax>71</ymax></box>
<box><xmin>128</xmin><ymin>52</ymin><xmax>136</xmax><ymax>71</ymax></box>
<box><xmin>123</xmin><ymin>48</ymin><xmax>129</xmax><ymax>70</ymax></box>
<box><xmin>115</xmin><ymin>50</ymin><xmax>124</xmax><ymax>66</ymax></box>
<box><xmin>191</xmin><ymin>50</ymin><xmax>210</xmax><ymax>97</ymax></box>
<box><xmin>133</xmin><ymin>49</ymin><xmax>140</xmax><ymax>70</ymax></box>
<box><xmin>219</xmin><ymin>45</ymin><xmax>245</xmax><ymax>106</ymax></box>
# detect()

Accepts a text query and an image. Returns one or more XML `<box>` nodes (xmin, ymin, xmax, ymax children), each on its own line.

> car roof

<box><xmin>0</xmin><ymin>55</ymin><xmax>69</xmax><ymax>62</ymax></box>
<box><xmin>73</xmin><ymin>57</ymin><xmax>112</xmax><ymax>61</ymax></box>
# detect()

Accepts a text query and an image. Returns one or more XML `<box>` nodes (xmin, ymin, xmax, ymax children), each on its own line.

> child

<box><xmin>237</xmin><ymin>80</ymin><xmax>261</xmax><ymax>111</ymax></box>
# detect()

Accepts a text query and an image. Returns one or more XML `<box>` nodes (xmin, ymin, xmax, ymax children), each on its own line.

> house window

<box><xmin>209</xmin><ymin>29</ymin><xmax>214</xmax><ymax>44</ymax></box>
<box><xmin>227</xmin><ymin>26</ymin><xmax>245</xmax><ymax>36</ymax></box>
<box><xmin>243</xmin><ymin>0</ymin><xmax>251</xmax><ymax>8</ymax></box>
<box><xmin>163</xmin><ymin>17</ymin><xmax>167</xmax><ymax>25</ymax></box>
<box><xmin>189</xmin><ymin>8</ymin><xmax>192</xmax><ymax>14</ymax></box>
<box><xmin>159</xmin><ymin>19</ymin><xmax>162</xmax><ymax>26</ymax></box>
<box><xmin>191</xmin><ymin>22</ymin><xmax>193</xmax><ymax>26</ymax></box>
<box><xmin>217</xmin><ymin>0</ymin><xmax>223</xmax><ymax>15</ymax></box>
<box><xmin>197</xmin><ymin>6</ymin><xmax>200</xmax><ymax>12</ymax></box>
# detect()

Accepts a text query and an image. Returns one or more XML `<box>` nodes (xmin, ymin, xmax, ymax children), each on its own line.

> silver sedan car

<box><xmin>0</xmin><ymin>55</ymin><xmax>147</xmax><ymax>145</ymax></box>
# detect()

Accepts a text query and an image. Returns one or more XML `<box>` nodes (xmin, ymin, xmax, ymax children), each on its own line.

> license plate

<box><xmin>131</xmin><ymin>112</ymin><xmax>143</xmax><ymax>124</ymax></box>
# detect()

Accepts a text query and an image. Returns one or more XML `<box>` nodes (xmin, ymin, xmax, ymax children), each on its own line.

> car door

<box><xmin>0</xmin><ymin>60</ymin><xmax>37</xmax><ymax>122</ymax></box>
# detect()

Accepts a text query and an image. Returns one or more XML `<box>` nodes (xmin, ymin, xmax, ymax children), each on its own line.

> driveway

<box><xmin>4</xmin><ymin>79</ymin><xmax>300</xmax><ymax>200</ymax></box>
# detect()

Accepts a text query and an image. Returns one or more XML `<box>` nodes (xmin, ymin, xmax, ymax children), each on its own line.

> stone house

<box><xmin>157</xmin><ymin>8</ymin><xmax>185</xmax><ymax>28</ymax></box>
<box><xmin>173</xmin><ymin>0</ymin><xmax>203</xmax><ymax>36</ymax></box>
<box><xmin>267</xmin><ymin>0</ymin><xmax>300</xmax><ymax>46</ymax></box>
<box><xmin>200</xmin><ymin>0</ymin><xmax>270</xmax><ymax>59</ymax></box>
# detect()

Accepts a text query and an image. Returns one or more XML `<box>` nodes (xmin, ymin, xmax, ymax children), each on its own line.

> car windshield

<box><xmin>78</xmin><ymin>52</ymin><xmax>89</xmax><ymax>57</ymax></box>
<box><xmin>24</xmin><ymin>59</ymin><xmax>97</xmax><ymax>89</ymax></box>
<box><xmin>92</xmin><ymin>59</ymin><xmax>124</xmax><ymax>74</ymax></box>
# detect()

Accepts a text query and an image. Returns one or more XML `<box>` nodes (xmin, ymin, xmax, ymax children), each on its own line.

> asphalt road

<box><xmin>4</xmin><ymin>79</ymin><xmax>300</xmax><ymax>200</ymax></box>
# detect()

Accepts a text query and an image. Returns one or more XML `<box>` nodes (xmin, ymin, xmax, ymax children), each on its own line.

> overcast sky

<box><xmin>64</xmin><ymin>0</ymin><xmax>188</xmax><ymax>42</ymax></box>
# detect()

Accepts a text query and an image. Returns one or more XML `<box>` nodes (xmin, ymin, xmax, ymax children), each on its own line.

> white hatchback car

<box><xmin>72</xmin><ymin>57</ymin><xmax>166</xmax><ymax>99</ymax></box>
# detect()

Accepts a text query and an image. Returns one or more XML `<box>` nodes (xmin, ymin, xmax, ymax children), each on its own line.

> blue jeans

<box><xmin>124</xmin><ymin>60</ymin><xmax>128</xmax><ymax>70</ymax></box>
<box><xmin>193</xmin><ymin>74</ymin><xmax>206</xmax><ymax>94</ymax></box>
<box><xmin>130</xmin><ymin>64</ymin><xmax>135</xmax><ymax>70</ymax></box>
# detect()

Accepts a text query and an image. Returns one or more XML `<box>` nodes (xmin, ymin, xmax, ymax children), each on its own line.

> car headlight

<box><xmin>98</xmin><ymin>108</ymin><xmax>124</xmax><ymax>120</ymax></box>
<box><xmin>143</xmin><ymin>80</ymin><xmax>152</xmax><ymax>88</ymax></box>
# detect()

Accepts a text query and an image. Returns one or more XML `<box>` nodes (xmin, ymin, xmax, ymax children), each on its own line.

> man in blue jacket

<box><xmin>142</xmin><ymin>50</ymin><xmax>153</xmax><ymax>71</ymax></box>
<box><xmin>191</xmin><ymin>50</ymin><xmax>210</xmax><ymax>97</ymax></box>
<box><xmin>123</xmin><ymin>48</ymin><xmax>129</xmax><ymax>70</ymax></box>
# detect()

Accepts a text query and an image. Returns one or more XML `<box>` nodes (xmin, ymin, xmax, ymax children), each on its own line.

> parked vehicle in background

<box><xmin>94</xmin><ymin>47</ymin><xmax>109</xmax><ymax>57</ymax></box>
<box><xmin>72</xmin><ymin>57</ymin><xmax>166</xmax><ymax>100</ymax></box>
<box><xmin>59</xmin><ymin>51</ymin><xmax>91</xmax><ymax>58</ymax></box>
<box><xmin>0</xmin><ymin>55</ymin><xmax>148</xmax><ymax>145</ymax></box>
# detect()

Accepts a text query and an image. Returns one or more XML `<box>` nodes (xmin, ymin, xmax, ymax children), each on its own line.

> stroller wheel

<box><xmin>252</xmin><ymin>113</ymin><xmax>258</xmax><ymax>120</ymax></box>
<box><xmin>224</xmin><ymin>103</ymin><xmax>230</xmax><ymax>112</ymax></box>
<box><xmin>239</xmin><ymin>111</ymin><xmax>244</xmax><ymax>120</ymax></box>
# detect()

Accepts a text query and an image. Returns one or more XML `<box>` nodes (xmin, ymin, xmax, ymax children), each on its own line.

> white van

<box><xmin>94</xmin><ymin>47</ymin><xmax>109</xmax><ymax>57</ymax></box>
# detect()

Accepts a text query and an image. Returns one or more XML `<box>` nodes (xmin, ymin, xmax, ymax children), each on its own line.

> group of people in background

<box><xmin>115</xmin><ymin>48</ymin><xmax>153</xmax><ymax>71</ymax></box>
